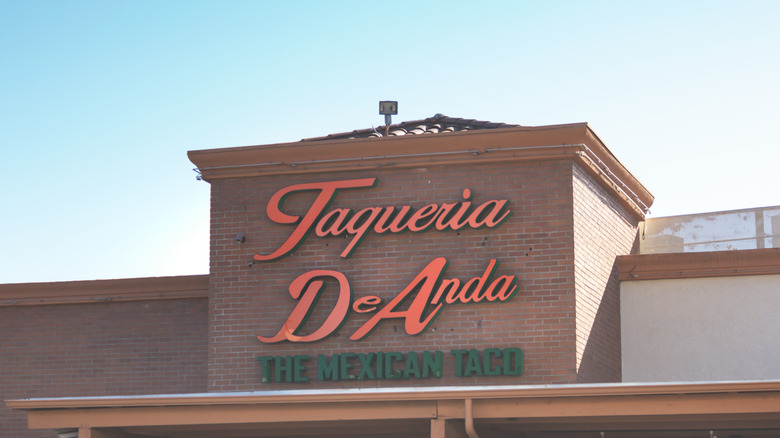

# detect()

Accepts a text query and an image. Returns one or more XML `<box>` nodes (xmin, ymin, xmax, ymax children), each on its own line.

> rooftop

<box><xmin>301</xmin><ymin>114</ymin><xmax>520</xmax><ymax>141</ymax></box>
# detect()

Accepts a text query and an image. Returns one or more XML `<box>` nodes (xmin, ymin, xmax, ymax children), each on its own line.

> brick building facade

<box><xmin>196</xmin><ymin>121</ymin><xmax>647</xmax><ymax>391</ymax></box>
<box><xmin>5</xmin><ymin>117</ymin><xmax>777</xmax><ymax>438</ymax></box>
<box><xmin>0</xmin><ymin>277</ymin><xmax>209</xmax><ymax>437</ymax></box>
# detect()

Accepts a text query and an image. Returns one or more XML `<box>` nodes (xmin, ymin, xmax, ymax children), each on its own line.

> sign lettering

<box><xmin>253</xmin><ymin>177</ymin><xmax>511</xmax><ymax>261</ymax></box>
<box><xmin>253</xmin><ymin>177</ymin><xmax>519</xmax><ymax>344</ymax></box>
<box><xmin>257</xmin><ymin>348</ymin><xmax>523</xmax><ymax>383</ymax></box>
<box><xmin>257</xmin><ymin>257</ymin><xmax>517</xmax><ymax>343</ymax></box>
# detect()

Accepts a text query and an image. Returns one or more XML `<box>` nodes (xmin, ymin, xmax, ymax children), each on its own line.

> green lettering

<box><xmin>274</xmin><ymin>356</ymin><xmax>294</xmax><ymax>382</ymax></box>
<box><xmin>423</xmin><ymin>351</ymin><xmax>443</xmax><ymax>378</ymax></box>
<box><xmin>293</xmin><ymin>355</ymin><xmax>310</xmax><ymax>383</ymax></box>
<box><xmin>385</xmin><ymin>352</ymin><xmax>403</xmax><ymax>379</ymax></box>
<box><xmin>450</xmin><ymin>349</ymin><xmax>468</xmax><ymax>377</ymax></box>
<box><xmin>357</xmin><ymin>353</ymin><xmax>376</xmax><ymax>379</ymax></box>
<box><xmin>463</xmin><ymin>349</ymin><xmax>483</xmax><ymax>376</ymax></box>
<box><xmin>257</xmin><ymin>356</ymin><xmax>273</xmax><ymax>383</ymax></box>
<box><xmin>483</xmin><ymin>348</ymin><xmax>501</xmax><ymax>376</ymax></box>
<box><xmin>403</xmin><ymin>351</ymin><xmax>421</xmax><ymax>378</ymax></box>
<box><xmin>503</xmin><ymin>348</ymin><xmax>523</xmax><ymax>376</ymax></box>
<box><xmin>340</xmin><ymin>352</ymin><xmax>356</xmax><ymax>380</ymax></box>
<box><xmin>318</xmin><ymin>354</ymin><xmax>339</xmax><ymax>381</ymax></box>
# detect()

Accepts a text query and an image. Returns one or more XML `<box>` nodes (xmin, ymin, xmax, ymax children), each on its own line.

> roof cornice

<box><xmin>617</xmin><ymin>248</ymin><xmax>780</xmax><ymax>281</ymax></box>
<box><xmin>189</xmin><ymin>123</ymin><xmax>653</xmax><ymax>219</ymax></box>
<box><xmin>0</xmin><ymin>275</ymin><xmax>209</xmax><ymax>306</ymax></box>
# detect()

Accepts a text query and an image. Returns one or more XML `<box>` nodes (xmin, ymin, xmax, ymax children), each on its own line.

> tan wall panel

<box><xmin>622</xmin><ymin>274</ymin><xmax>780</xmax><ymax>382</ymax></box>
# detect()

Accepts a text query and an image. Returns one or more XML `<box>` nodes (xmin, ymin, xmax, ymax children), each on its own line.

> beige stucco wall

<box><xmin>621</xmin><ymin>274</ymin><xmax>780</xmax><ymax>382</ymax></box>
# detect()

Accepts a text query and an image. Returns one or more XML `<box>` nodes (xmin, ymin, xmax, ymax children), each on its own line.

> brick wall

<box><xmin>207</xmin><ymin>160</ymin><xmax>586</xmax><ymax>391</ymax></box>
<box><xmin>2</xmin><ymin>127</ymin><xmax>648</xmax><ymax>436</ymax></box>
<box><xmin>572</xmin><ymin>163</ymin><xmax>639</xmax><ymax>382</ymax></box>
<box><xmin>0</xmin><ymin>298</ymin><xmax>208</xmax><ymax>438</ymax></box>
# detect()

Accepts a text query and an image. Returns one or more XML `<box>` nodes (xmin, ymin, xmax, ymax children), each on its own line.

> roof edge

<box><xmin>617</xmin><ymin>248</ymin><xmax>780</xmax><ymax>281</ymax></box>
<box><xmin>189</xmin><ymin>123</ymin><xmax>653</xmax><ymax>218</ymax></box>
<box><xmin>8</xmin><ymin>380</ymin><xmax>780</xmax><ymax>410</ymax></box>
<box><xmin>0</xmin><ymin>274</ymin><xmax>209</xmax><ymax>306</ymax></box>
<box><xmin>189</xmin><ymin>122</ymin><xmax>589</xmax><ymax>159</ymax></box>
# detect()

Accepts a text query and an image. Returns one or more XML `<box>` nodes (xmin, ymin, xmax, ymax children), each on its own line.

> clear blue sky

<box><xmin>2</xmin><ymin>1</ymin><xmax>778</xmax><ymax>283</ymax></box>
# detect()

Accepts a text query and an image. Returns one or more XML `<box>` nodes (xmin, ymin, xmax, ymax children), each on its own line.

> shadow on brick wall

<box><xmin>576</xmin><ymin>260</ymin><xmax>622</xmax><ymax>383</ymax></box>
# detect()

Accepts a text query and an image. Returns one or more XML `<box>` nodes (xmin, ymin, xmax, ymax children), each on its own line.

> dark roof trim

<box><xmin>0</xmin><ymin>275</ymin><xmax>209</xmax><ymax>306</ymax></box>
<box><xmin>617</xmin><ymin>248</ymin><xmax>780</xmax><ymax>281</ymax></box>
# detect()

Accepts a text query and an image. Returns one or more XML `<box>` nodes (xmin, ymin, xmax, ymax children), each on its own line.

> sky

<box><xmin>1</xmin><ymin>1</ymin><xmax>779</xmax><ymax>283</ymax></box>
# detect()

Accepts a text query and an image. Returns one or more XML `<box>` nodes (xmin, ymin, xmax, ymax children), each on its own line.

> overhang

<box><xmin>617</xmin><ymin>248</ymin><xmax>780</xmax><ymax>281</ymax></box>
<box><xmin>8</xmin><ymin>381</ymin><xmax>780</xmax><ymax>438</ymax></box>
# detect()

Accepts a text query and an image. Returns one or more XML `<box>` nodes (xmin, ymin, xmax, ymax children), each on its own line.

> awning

<box><xmin>8</xmin><ymin>381</ymin><xmax>780</xmax><ymax>438</ymax></box>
